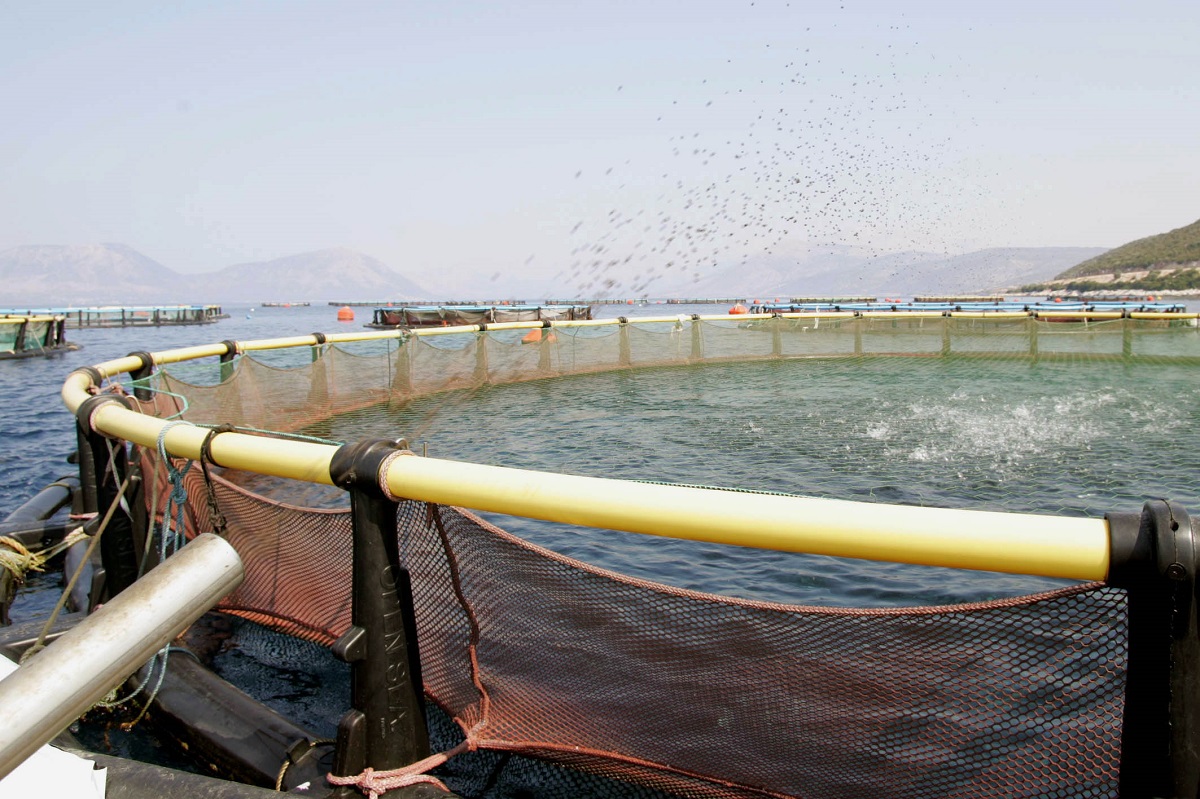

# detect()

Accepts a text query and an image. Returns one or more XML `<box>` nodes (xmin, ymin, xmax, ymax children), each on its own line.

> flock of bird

<box><xmin>552</xmin><ymin>6</ymin><xmax>997</xmax><ymax>297</ymax></box>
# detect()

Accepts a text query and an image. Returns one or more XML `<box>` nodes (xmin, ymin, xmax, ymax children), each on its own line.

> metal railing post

<box><xmin>1108</xmin><ymin>499</ymin><xmax>1200</xmax><ymax>797</ymax></box>
<box><xmin>328</xmin><ymin>438</ymin><xmax>430</xmax><ymax>795</ymax></box>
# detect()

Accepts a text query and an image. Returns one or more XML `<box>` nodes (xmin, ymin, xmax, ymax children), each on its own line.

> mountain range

<box><xmin>644</xmin><ymin>244</ymin><xmax>1107</xmax><ymax>299</ymax></box>
<box><xmin>0</xmin><ymin>245</ymin><xmax>432</xmax><ymax>307</ymax></box>
<box><xmin>0</xmin><ymin>242</ymin><xmax>1109</xmax><ymax>306</ymax></box>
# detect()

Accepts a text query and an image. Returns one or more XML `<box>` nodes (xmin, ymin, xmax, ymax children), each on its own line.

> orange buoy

<box><xmin>337</xmin><ymin>306</ymin><xmax>354</xmax><ymax>322</ymax></box>
<box><xmin>522</xmin><ymin>328</ymin><xmax>557</xmax><ymax>344</ymax></box>
<box><xmin>729</xmin><ymin>303</ymin><xmax>749</xmax><ymax>315</ymax></box>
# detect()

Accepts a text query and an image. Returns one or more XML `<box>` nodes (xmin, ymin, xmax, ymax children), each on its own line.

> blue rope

<box><xmin>157</xmin><ymin>421</ymin><xmax>194</xmax><ymax>560</ymax></box>
<box><xmin>96</xmin><ymin>421</ymin><xmax>198</xmax><ymax>716</ymax></box>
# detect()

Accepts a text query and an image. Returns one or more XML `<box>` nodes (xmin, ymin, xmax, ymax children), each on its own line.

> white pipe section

<box><xmin>0</xmin><ymin>533</ymin><xmax>244</xmax><ymax>781</ymax></box>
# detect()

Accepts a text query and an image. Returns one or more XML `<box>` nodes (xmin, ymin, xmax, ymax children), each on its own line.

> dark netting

<box><xmin>138</xmin><ymin>450</ymin><xmax>1126</xmax><ymax>798</ymax></box>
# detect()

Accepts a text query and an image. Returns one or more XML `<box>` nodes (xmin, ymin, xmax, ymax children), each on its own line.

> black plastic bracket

<box><xmin>327</xmin><ymin>438</ymin><xmax>430</xmax><ymax>793</ymax></box>
<box><xmin>74</xmin><ymin>393</ymin><xmax>142</xmax><ymax>598</ymax></box>
<box><xmin>74</xmin><ymin>393</ymin><xmax>133</xmax><ymax>439</ymax></box>
<box><xmin>218</xmin><ymin>340</ymin><xmax>240</xmax><ymax>382</ymax></box>
<box><xmin>70</xmin><ymin>366</ymin><xmax>105</xmax><ymax>389</ymax></box>
<box><xmin>126</xmin><ymin>350</ymin><xmax>155</xmax><ymax>401</ymax></box>
<box><xmin>312</xmin><ymin>332</ymin><xmax>327</xmax><ymax>345</ymax></box>
<box><xmin>1109</xmin><ymin>500</ymin><xmax>1200</xmax><ymax>797</ymax></box>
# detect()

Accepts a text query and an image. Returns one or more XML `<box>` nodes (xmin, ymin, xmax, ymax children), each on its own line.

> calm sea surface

<box><xmin>5</xmin><ymin>299</ymin><xmax>1200</xmax><ymax>614</ymax></box>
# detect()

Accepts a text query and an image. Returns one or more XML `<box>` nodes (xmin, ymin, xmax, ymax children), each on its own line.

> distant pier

<box><xmin>0</xmin><ymin>305</ymin><xmax>228</xmax><ymax>328</ymax></box>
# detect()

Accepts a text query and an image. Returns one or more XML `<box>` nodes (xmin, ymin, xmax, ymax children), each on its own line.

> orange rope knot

<box><xmin>326</xmin><ymin>766</ymin><xmax>449</xmax><ymax>798</ymax></box>
<box><xmin>325</xmin><ymin>740</ymin><xmax>472</xmax><ymax>798</ymax></box>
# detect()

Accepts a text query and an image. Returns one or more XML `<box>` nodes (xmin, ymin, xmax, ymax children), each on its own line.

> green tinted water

<box><xmin>315</xmin><ymin>354</ymin><xmax>1200</xmax><ymax>607</ymax></box>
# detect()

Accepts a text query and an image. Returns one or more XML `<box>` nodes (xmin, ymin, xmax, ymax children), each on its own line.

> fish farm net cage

<box><xmin>57</xmin><ymin>310</ymin><xmax>1200</xmax><ymax>798</ymax></box>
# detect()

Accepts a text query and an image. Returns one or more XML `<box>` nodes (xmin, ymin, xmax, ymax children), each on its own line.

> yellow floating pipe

<box><xmin>947</xmin><ymin>312</ymin><xmax>1032</xmax><ymax>319</ymax></box>
<box><xmin>1130</xmin><ymin>312</ymin><xmax>1200</xmax><ymax>320</ymax></box>
<box><xmin>64</xmin><ymin>373</ymin><xmax>1112</xmax><ymax>581</ymax></box>
<box><xmin>775</xmin><ymin>312</ymin><xmax>857</xmax><ymax>319</ymax></box>
<box><xmin>86</xmin><ymin>400</ymin><xmax>335</xmax><ymax>485</ymax></box>
<box><xmin>0</xmin><ymin>315</ymin><xmax>61</xmax><ymax>325</ymax></box>
<box><xmin>382</xmin><ymin>455</ymin><xmax>1110</xmax><ymax>581</ymax></box>
<box><xmin>85</xmin><ymin>354</ymin><xmax>149</xmax><ymax>380</ymax></box>
<box><xmin>239</xmin><ymin>335</ymin><xmax>325</xmax><ymax>352</ymax></box>
<box><xmin>322</xmin><ymin>329</ymin><xmax>407</xmax><ymax>344</ymax></box>
<box><xmin>62</xmin><ymin>319</ymin><xmax>1121</xmax><ymax>582</ymax></box>
<box><xmin>150</xmin><ymin>342</ymin><xmax>230</xmax><ymax>365</ymax></box>
<box><xmin>1034</xmin><ymin>311</ymin><xmax>1124</xmax><ymax>320</ymax></box>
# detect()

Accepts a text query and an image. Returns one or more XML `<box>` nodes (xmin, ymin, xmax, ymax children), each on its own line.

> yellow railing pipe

<box><xmin>149</xmin><ymin>343</ymin><xmax>231</xmax><ymax>365</ymax></box>
<box><xmin>1130</xmin><ymin>312</ymin><xmax>1200</xmax><ymax>320</ymax></box>
<box><xmin>63</xmin><ymin>366</ymin><xmax>1113</xmax><ymax>581</ymax></box>
<box><xmin>382</xmin><ymin>455</ymin><xmax>1110</xmax><ymax>581</ymax></box>
<box><xmin>1033</xmin><ymin>311</ymin><xmax>1124</xmax><ymax>320</ymax></box>
<box><xmin>946</xmin><ymin>312</ymin><xmax>1033</xmax><ymax>319</ymax></box>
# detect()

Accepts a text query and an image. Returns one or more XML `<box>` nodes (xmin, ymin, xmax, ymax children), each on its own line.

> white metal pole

<box><xmin>0</xmin><ymin>533</ymin><xmax>244</xmax><ymax>780</ymax></box>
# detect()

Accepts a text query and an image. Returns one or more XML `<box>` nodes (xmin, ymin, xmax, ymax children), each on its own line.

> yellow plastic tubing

<box><xmin>61</xmin><ymin>328</ymin><xmax>1112</xmax><ymax>583</ymax></box>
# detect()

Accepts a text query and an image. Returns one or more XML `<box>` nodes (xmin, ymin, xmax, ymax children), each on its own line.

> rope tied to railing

<box><xmin>157</xmin><ymin>421</ymin><xmax>194</xmax><ymax>558</ymax></box>
<box><xmin>90</xmin><ymin>420</ymin><xmax>199</xmax><ymax>724</ymax></box>
<box><xmin>326</xmin><ymin>738</ymin><xmax>475</xmax><ymax>798</ymax></box>
<box><xmin>0</xmin><ymin>528</ymin><xmax>90</xmax><ymax>583</ymax></box>
<box><xmin>199</xmin><ymin>424</ymin><xmax>236</xmax><ymax>537</ymax></box>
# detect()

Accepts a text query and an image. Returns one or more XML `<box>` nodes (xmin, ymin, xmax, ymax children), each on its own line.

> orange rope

<box><xmin>326</xmin><ymin>739</ymin><xmax>474</xmax><ymax>798</ymax></box>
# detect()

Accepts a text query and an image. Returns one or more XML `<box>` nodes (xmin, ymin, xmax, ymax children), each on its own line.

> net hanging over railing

<box><xmin>138</xmin><ymin>448</ymin><xmax>1127</xmax><ymax>799</ymax></box>
<box><xmin>150</xmin><ymin>314</ymin><xmax>1200</xmax><ymax>437</ymax></box>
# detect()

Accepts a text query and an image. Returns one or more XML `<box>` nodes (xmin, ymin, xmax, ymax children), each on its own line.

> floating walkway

<box><xmin>748</xmin><ymin>299</ymin><xmax>1189</xmax><ymax>317</ymax></box>
<box><xmin>368</xmin><ymin>304</ymin><xmax>593</xmax><ymax>328</ymax></box>
<box><xmin>0</xmin><ymin>305</ymin><xmax>227</xmax><ymax>328</ymax></box>
<box><xmin>0</xmin><ymin>315</ymin><xmax>78</xmax><ymax>359</ymax></box>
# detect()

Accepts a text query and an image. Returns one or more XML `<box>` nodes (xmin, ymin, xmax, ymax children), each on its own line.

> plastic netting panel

<box><xmin>20</xmin><ymin>321</ymin><xmax>49</xmax><ymax>350</ymax></box>
<box><xmin>1035</xmin><ymin>320</ymin><xmax>1126</xmax><ymax>358</ymax></box>
<box><xmin>775</xmin><ymin>317</ymin><xmax>861</xmax><ymax>358</ymax></box>
<box><xmin>409</xmin><ymin>504</ymin><xmax>1125</xmax><ymax>799</ymax></box>
<box><xmin>144</xmin><ymin>318</ymin><xmax>1200</xmax><ymax>440</ymax></box>
<box><xmin>139</xmin><ymin>449</ymin><xmax>353</xmax><ymax>643</ymax></box>
<box><xmin>138</xmin><ymin>452</ymin><xmax>1126</xmax><ymax>798</ymax></box>
<box><xmin>0</xmin><ymin>324</ymin><xmax>19</xmax><ymax>351</ymax></box>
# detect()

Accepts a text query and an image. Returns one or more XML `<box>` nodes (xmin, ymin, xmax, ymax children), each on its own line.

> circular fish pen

<box><xmin>7</xmin><ymin>308</ymin><xmax>1200</xmax><ymax>798</ymax></box>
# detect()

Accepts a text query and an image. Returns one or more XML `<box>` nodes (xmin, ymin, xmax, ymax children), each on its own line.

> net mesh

<box><xmin>152</xmin><ymin>316</ymin><xmax>1200</xmax><ymax>439</ymax></box>
<box><xmin>137</xmin><ymin>453</ymin><xmax>1126</xmax><ymax>798</ymax></box>
<box><xmin>123</xmin><ymin>314</ymin><xmax>1181</xmax><ymax>797</ymax></box>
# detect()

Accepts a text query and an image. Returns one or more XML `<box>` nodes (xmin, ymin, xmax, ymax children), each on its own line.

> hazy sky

<box><xmin>2</xmin><ymin>0</ymin><xmax>1198</xmax><ymax>292</ymax></box>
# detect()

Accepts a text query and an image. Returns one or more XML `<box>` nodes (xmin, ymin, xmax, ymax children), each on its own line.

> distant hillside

<box><xmin>196</xmin><ymin>248</ymin><xmax>430</xmax><ymax>303</ymax></box>
<box><xmin>1057</xmin><ymin>218</ymin><xmax>1200</xmax><ymax>279</ymax></box>
<box><xmin>646</xmin><ymin>245</ymin><xmax>1106</xmax><ymax>298</ymax></box>
<box><xmin>0</xmin><ymin>244</ymin><xmax>434</xmax><ymax>306</ymax></box>
<box><xmin>0</xmin><ymin>243</ymin><xmax>183</xmax><ymax>305</ymax></box>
